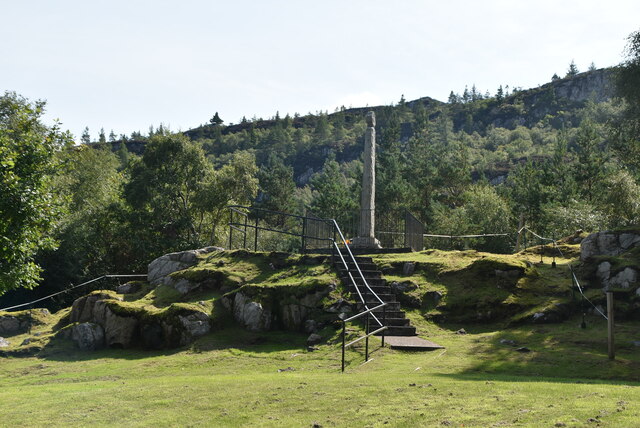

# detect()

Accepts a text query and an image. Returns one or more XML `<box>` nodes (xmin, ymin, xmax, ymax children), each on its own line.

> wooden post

<box><xmin>607</xmin><ymin>291</ymin><xmax>615</xmax><ymax>360</ymax></box>
<box><xmin>515</xmin><ymin>215</ymin><xmax>524</xmax><ymax>252</ymax></box>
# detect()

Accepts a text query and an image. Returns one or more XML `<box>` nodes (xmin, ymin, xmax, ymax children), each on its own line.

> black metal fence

<box><xmin>228</xmin><ymin>206</ymin><xmax>426</xmax><ymax>253</ymax></box>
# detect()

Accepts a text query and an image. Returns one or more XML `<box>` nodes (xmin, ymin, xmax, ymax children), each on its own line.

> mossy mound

<box><xmin>372</xmin><ymin>248</ymin><xmax>578</xmax><ymax>325</ymax></box>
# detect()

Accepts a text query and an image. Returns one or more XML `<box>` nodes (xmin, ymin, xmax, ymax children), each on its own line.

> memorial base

<box><xmin>350</xmin><ymin>236</ymin><xmax>382</xmax><ymax>249</ymax></box>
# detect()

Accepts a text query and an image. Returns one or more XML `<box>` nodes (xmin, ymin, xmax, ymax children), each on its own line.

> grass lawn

<box><xmin>1</xmin><ymin>315</ymin><xmax>639</xmax><ymax>427</ymax></box>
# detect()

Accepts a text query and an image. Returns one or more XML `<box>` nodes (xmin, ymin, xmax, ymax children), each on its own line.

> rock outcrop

<box><xmin>147</xmin><ymin>246</ymin><xmax>222</xmax><ymax>286</ymax></box>
<box><xmin>70</xmin><ymin>322</ymin><xmax>105</xmax><ymax>351</ymax></box>
<box><xmin>580</xmin><ymin>231</ymin><xmax>640</xmax><ymax>261</ymax></box>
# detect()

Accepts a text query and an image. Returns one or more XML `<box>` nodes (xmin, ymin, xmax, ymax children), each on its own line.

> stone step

<box><xmin>341</xmin><ymin>277</ymin><xmax>386</xmax><ymax>287</ymax></box>
<box><xmin>334</xmin><ymin>255</ymin><xmax>374</xmax><ymax>264</ymax></box>
<box><xmin>367</xmin><ymin>317</ymin><xmax>410</xmax><ymax>327</ymax></box>
<box><xmin>358</xmin><ymin>301</ymin><xmax>401</xmax><ymax>311</ymax></box>
<box><xmin>336</xmin><ymin>268</ymin><xmax>382</xmax><ymax>279</ymax></box>
<box><xmin>335</xmin><ymin>262</ymin><xmax>378</xmax><ymax>271</ymax></box>
<box><xmin>370</xmin><ymin>310</ymin><xmax>406</xmax><ymax>319</ymax></box>
<box><xmin>376</xmin><ymin>325</ymin><xmax>416</xmax><ymax>336</ymax></box>
<box><xmin>345</xmin><ymin>285</ymin><xmax>390</xmax><ymax>294</ymax></box>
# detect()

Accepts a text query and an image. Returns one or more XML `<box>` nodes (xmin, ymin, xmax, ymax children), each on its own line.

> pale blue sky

<box><xmin>2</xmin><ymin>0</ymin><xmax>639</xmax><ymax>141</ymax></box>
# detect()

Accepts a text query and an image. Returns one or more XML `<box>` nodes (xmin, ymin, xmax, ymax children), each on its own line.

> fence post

<box><xmin>341</xmin><ymin>320</ymin><xmax>346</xmax><ymax>372</ymax></box>
<box><xmin>229</xmin><ymin>209</ymin><xmax>233</xmax><ymax>250</ymax></box>
<box><xmin>301</xmin><ymin>217</ymin><xmax>307</xmax><ymax>254</ymax></box>
<box><xmin>365</xmin><ymin>311</ymin><xmax>370</xmax><ymax>362</ymax></box>
<box><xmin>382</xmin><ymin>304</ymin><xmax>386</xmax><ymax>347</ymax></box>
<box><xmin>243</xmin><ymin>214</ymin><xmax>248</xmax><ymax>249</ymax></box>
<box><xmin>254</xmin><ymin>216</ymin><xmax>259</xmax><ymax>251</ymax></box>
<box><xmin>607</xmin><ymin>291</ymin><xmax>615</xmax><ymax>360</ymax></box>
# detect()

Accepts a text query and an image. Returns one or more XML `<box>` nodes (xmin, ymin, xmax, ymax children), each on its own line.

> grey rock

<box><xmin>0</xmin><ymin>337</ymin><xmax>9</xmax><ymax>347</ymax></box>
<box><xmin>391</xmin><ymin>281</ymin><xmax>417</xmax><ymax>293</ymax></box>
<box><xmin>162</xmin><ymin>276</ymin><xmax>198</xmax><ymax>295</ymax></box>
<box><xmin>500</xmin><ymin>339</ymin><xmax>517</xmax><ymax>346</ymax></box>
<box><xmin>70</xmin><ymin>292</ymin><xmax>121</xmax><ymax>324</ymax></box>
<box><xmin>304</xmin><ymin>319</ymin><xmax>318</xmax><ymax>334</ymax></box>
<box><xmin>580</xmin><ymin>231</ymin><xmax>640</xmax><ymax>261</ymax></box>
<box><xmin>232</xmin><ymin>292</ymin><xmax>271</xmax><ymax>332</ymax></box>
<box><xmin>147</xmin><ymin>246</ymin><xmax>221</xmax><ymax>286</ymax></box>
<box><xmin>515</xmin><ymin>347</ymin><xmax>531</xmax><ymax>353</ymax></box>
<box><xmin>403</xmin><ymin>262</ymin><xmax>415</xmax><ymax>276</ymax></box>
<box><xmin>495</xmin><ymin>269</ymin><xmax>521</xmax><ymax>280</ymax></box>
<box><xmin>307</xmin><ymin>333</ymin><xmax>322</xmax><ymax>346</ymax></box>
<box><xmin>425</xmin><ymin>291</ymin><xmax>443</xmax><ymax>305</ymax></box>
<box><xmin>178</xmin><ymin>312</ymin><xmax>210</xmax><ymax>344</ymax></box>
<box><xmin>21</xmin><ymin>338</ymin><xmax>32</xmax><ymax>346</ymax></box>
<box><xmin>0</xmin><ymin>316</ymin><xmax>21</xmax><ymax>336</ymax></box>
<box><xmin>607</xmin><ymin>267</ymin><xmax>637</xmax><ymax>288</ymax></box>
<box><xmin>93</xmin><ymin>301</ymin><xmax>138</xmax><ymax>348</ymax></box>
<box><xmin>456</xmin><ymin>328</ymin><xmax>467</xmax><ymax>335</ymax></box>
<box><xmin>71</xmin><ymin>322</ymin><xmax>105</xmax><ymax>351</ymax></box>
<box><xmin>116</xmin><ymin>282</ymin><xmax>141</xmax><ymax>294</ymax></box>
<box><xmin>596</xmin><ymin>262</ymin><xmax>611</xmax><ymax>282</ymax></box>
<box><xmin>620</xmin><ymin>233</ymin><xmax>640</xmax><ymax>250</ymax></box>
<box><xmin>631</xmin><ymin>341</ymin><xmax>640</xmax><ymax>347</ymax></box>
<box><xmin>141</xmin><ymin>323</ymin><xmax>165</xmax><ymax>349</ymax></box>
<box><xmin>532</xmin><ymin>311</ymin><xmax>562</xmax><ymax>324</ymax></box>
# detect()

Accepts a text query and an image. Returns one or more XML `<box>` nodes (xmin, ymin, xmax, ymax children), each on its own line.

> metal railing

<box><xmin>341</xmin><ymin>302</ymin><xmax>386</xmax><ymax>372</ymax></box>
<box><xmin>227</xmin><ymin>205</ymin><xmax>388</xmax><ymax>370</ymax></box>
<box><xmin>0</xmin><ymin>274</ymin><xmax>147</xmax><ymax>312</ymax></box>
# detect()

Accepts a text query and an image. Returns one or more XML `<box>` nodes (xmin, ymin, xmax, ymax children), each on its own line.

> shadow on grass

<box><xmin>442</xmin><ymin>314</ymin><xmax>640</xmax><ymax>385</ymax></box>
<box><xmin>29</xmin><ymin>327</ymin><xmax>310</xmax><ymax>363</ymax></box>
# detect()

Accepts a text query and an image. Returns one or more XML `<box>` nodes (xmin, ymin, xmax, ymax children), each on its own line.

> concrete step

<box><xmin>336</xmin><ymin>268</ymin><xmax>382</xmax><ymax>279</ymax></box>
<box><xmin>345</xmin><ymin>285</ymin><xmax>390</xmax><ymax>294</ymax></box>
<box><xmin>341</xmin><ymin>277</ymin><xmax>386</xmax><ymax>287</ymax></box>
<box><xmin>367</xmin><ymin>317</ymin><xmax>410</xmax><ymax>327</ymax></box>
<box><xmin>358</xmin><ymin>301</ymin><xmax>401</xmax><ymax>311</ymax></box>
<box><xmin>335</xmin><ymin>262</ymin><xmax>378</xmax><ymax>271</ymax></box>
<box><xmin>376</xmin><ymin>325</ymin><xmax>416</xmax><ymax>336</ymax></box>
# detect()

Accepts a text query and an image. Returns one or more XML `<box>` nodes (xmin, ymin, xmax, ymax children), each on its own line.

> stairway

<box><xmin>334</xmin><ymin>255</ymin><xmax>417</xmax><ymax>337</ymax></box>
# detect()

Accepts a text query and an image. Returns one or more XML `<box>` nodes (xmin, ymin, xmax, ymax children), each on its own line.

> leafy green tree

<box><xmin>99</xmin><ymin>128</ymin><xmax>106</xmax><ymax>143</ymax></box>
<box><xmin>256</xmin><ymin>154</ymin><xmax>296</xmax><ymax>215</ymax></box>
<box><xmin>310</xmin><ymin>156</ymin><xmax>358</xmax><ymax>222</ymax></box>
<box><xmin>612</xmin><ymin>28</ymin><xmax>640</xmax><ymax>173</ymax></box>
<box><xmin>125</xmin><ymin>133</ymin><xmax>212</xmax><ymax>249</ymax></box>
<box><xmin>571</xmin><ymin>119</ymin><xmax>607</xmax><ymax>202</ymax></box>
<box><xmin>0</xmin><ymin>92</ymin><xmax>71</xmax><ymax>293</ymax></box>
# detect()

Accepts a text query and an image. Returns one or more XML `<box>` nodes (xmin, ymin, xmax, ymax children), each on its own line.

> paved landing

<box><xmin>384</xmin><ymin>336</ymin><xmax>444</xmax><ymax>351</ymax></box>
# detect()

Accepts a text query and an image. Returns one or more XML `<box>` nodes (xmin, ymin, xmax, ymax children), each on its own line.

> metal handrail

<box><xmin>331</xmin><ymin>220</ymin><xmax>384</xmax><ymax>308</ymax></box>
<box><xmin>0</xmin><ymin>274</ymin><xmax>147</xmax><ymax>312</ymax></box>
<box><xmin>341</xmin><ymin>301</ymin><xmax>387</xmax><ymax>372</ymax></box>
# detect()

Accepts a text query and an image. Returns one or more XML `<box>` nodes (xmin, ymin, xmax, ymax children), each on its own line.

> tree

<box><xmin>566</xmin><ymin>60</ymin><xmax>579</xmax><ymax>77</ymax></box>
<box><xmin>98</xmin><ymin>128</ymin><xmax>106</xmax><ymax>143</ymax></box>
<box><xmin>611</xmin><ymin>28</ymin><xmax>640</xmax><ymax>173</ymax></box>
<box><xmin>210</xmin><ymin>112</ymin><xmax>223</xmax><ymax>126</ymax></box>
<box><xmin>588</xmin><ymin>62</ymin><xmax>597</xmax><ymax>71</ymax></box>
<box><xmin>496</xmin><ymin>85</ymin><xmax>504</xmax><ymax>102</ymax></box>
<box><xmin>108</xmin><ymin>130</ymin><xmax>117</xmax><ymax>142</ymax></box>
<box><xmin>81</xmin><ymin>127</ymin><xmax>91</xmax><ymax>144</ymax></box>
<box><xmin>0</xmin><ymin>92</ymin><xmax>71</xmax><ymax>293</ymax></box>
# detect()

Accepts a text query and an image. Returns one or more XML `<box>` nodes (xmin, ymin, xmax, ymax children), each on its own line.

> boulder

<box><xmin>70</xmin><ymin>292</ymin><xmax>121</xmax><ymax>324</ymax></box>
<box><xmin>402</xmin><ymin>262</ymin><xmax>415</xmax><ymax>276</ymax></box>
<box><xmin>161</xmin><ymin>276</ymin><xmax>198</xmax><ymax>295</ymax></box>
<box><xmin>116</xmin><ymin>282</ymin><xmax>141</xmax><ymax>294</ymax></box>
<box><xmin>0</xmin><ymin>337</ymin><xmax>9</xmax><ymax>347</ymax></box>
<box><xmin>596</xmin><ymin>262</ymin><xmax>611</xmax><ymax>282</ymax></box>
<box><xmin>71</xmin><ymin>323</ymin><xmax>105</xmax><ymax>351</ymax></box>
<box><xmin>390</xmin><ymin>281</ymin><xmax>417</xmax><ymax>293</ymax></box>
<box><xmin>304</xmin><ymin>319</ymin><xmax>318</xmax><ymax>334</ymax></box>
<box><xmin>141</xmin><ymin>323</ymin><xmax>165</xmax><ymax>350</ymax></box>
<box><xmin>0</xmin><ymin>316</ymin><xmax>22</xmax><ymax>336</ymax></box>
<box><xmin>495</xmin><ymin>269</ymin><xmax>522</xmax><ymax>280</ymax></box>
<box><xmin>307</xmin><ymin>333</ymin><xmax>322</xmax><ymax>346</ymax></box>
<box><xmin>232</xmin><ymin>292</ymin><xmax>271</xmax><ymax>332</ymax></box>
<box><xmin>532</xmin><ymin>310</ymin><xmax>562</xmax><ymax>324</ymax></box>
<box><xmin>178</xmin><ymin>312</ymin><xmax>210</xmax><ymax>344</ymax></box>
<box><xmin>607</xmin><ymin>267</ymin><xmax>637</xmax><ymax>289</ymax></box>
<box><xmin>93</xmin><ymin>301</ymin><xmax>138</xmax><ymax>348</ymax></box>
<box><xmin>147</xmin><ymin>246</ymin><xmax>222</xmax><ymax>286</ymax></box>
<box><xmin>580</xmin><ymin>231</ymin><xmax>640</xmax><ymax>261</ymax></box>
<box><xmin>425</xmin><ymin>291</ymin><xmax>443</xmax><ymax>305</ymax></box>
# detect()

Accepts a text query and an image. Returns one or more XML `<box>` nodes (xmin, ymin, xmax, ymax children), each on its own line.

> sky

<box><xmin>2</xmin><ymin>0</ymin><xmax>639</xmax><ymax>141</ymax></box>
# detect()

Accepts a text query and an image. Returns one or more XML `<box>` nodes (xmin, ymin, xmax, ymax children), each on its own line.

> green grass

<box><xmin>1</xmin><ymin>317</ymin><xmax>639</xmax><ymax>427</ymax></box>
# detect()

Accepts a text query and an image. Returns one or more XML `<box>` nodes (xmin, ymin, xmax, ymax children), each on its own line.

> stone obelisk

<box><xmin>352</xmin><ymin>111</ymin><xmax>381</xmax><ymax>249</ymax></box>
